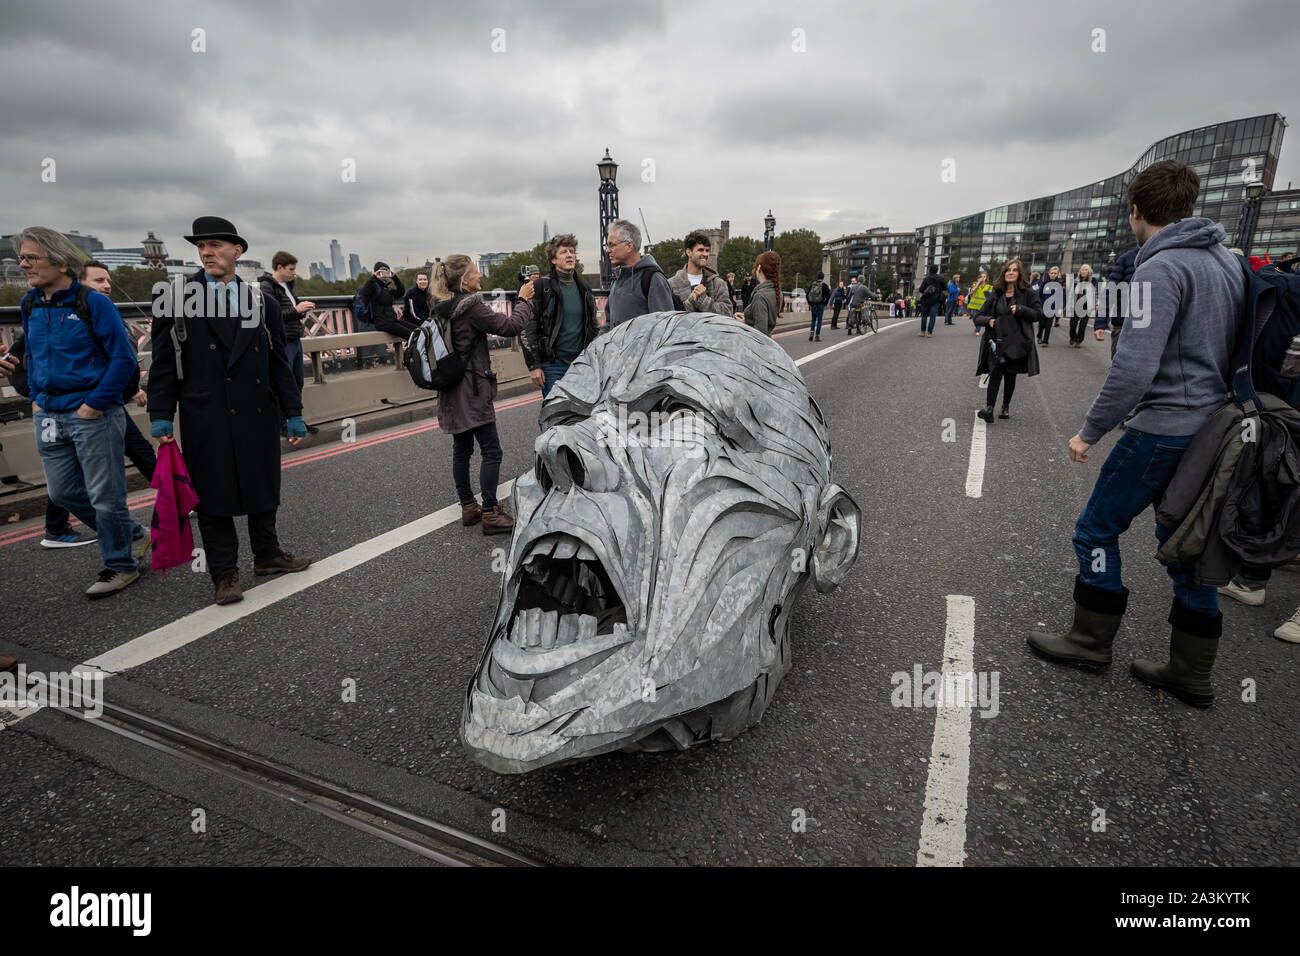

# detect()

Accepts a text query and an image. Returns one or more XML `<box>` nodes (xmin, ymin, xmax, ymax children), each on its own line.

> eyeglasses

<box><xmin>18</xmin><ymin>254</ymin><xmax>49</xmax><ymax>264</ymax></box>
<box><xmin>604</xmin><ymin>239</ymin><xmax>630</xmax><ymax>249</ymax></box>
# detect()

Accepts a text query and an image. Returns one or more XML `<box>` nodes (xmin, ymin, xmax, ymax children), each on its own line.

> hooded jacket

<box><xmin>668</xmin><ymin>264</ymin><xmax>733</xmax><ymax>315</ymax></box>
<box><xmin>358</xmin><ymin>273</ymin><xmax>405</xmax><ymax>325</ymax></box>
<box><xmin>1078</xmin><ymin>218</ymin><xmax>1241</xmax><ymax>445</ymax></box>
<box><xmin>605</xmin><ymin>254</ymin><xmax>676</xmax><ymax>329</ymax></box>
<box><xmin>19</xmin><ymin>281</ymin><xmax>136</xmax><ymax>412</ymax></box>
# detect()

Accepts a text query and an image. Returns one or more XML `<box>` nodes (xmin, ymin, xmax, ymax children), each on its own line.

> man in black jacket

<box><xmin>516</xmin><ymin>233</ymin><xmax>598</xmax><ymax>398</ymax></box>
<box><xmin>149</xmin><ymin>217</ymin><xmax>312</xmax><ymax>606</ymax></box>
<box><xmin>258</xmin><ymin>251</ymin><xmax>315</xmax><ymax>394</ymax></box>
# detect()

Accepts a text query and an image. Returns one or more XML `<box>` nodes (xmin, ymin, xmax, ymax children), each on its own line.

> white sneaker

<box><xmin>1274</xmin><ymin>610</ymin><xmax>1300</xmax><ymax>644</ymax></box>
<box><xmin>86</xmin><ymin>567</ymin><xmax>140</xmax><ymax>599</ymax></box>
<box><xmin>1218</xmin><ymin>579</ymin><xmax>1265</xmax><ymax>606</ymax></box>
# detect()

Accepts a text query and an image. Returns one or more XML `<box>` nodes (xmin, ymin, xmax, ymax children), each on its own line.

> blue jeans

<box><xmin>809</xmin><ymin>305</ymin><xmax>825</xmax><ymax>336</ymax></box>
<box><xmin>1072</xmin><ymin>428</ymin><xmax>1217</xmax><ymax>613</ymax></box>
<box><xmin>540</xmin><ymin>361</ymin><xmax>569</xmax><ymax>398</ymax></box>
<box><xmin>944</xmin><ymin>300</ymin><xmax>958</xmax><ymax>324</ymax></box>
<box><xmin>922</xmin><ymin>303</ymin><xmax>940</xmax><ymax>333</ymax></box>
<box><xmin>35</xmin><ymin>405</ymin><xmax>145</xmax><ymax>572</ymax></box>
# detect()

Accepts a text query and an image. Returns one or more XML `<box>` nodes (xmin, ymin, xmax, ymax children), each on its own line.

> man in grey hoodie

<box><xmin>1028</xmin><ymin>160</ymin><xmax>1243</xmax><ymax>708</ymax></box>
<box><xmin>603</xmin><ymin>219</ymin><xmax>676</xmax><ymax>330</ymax></box>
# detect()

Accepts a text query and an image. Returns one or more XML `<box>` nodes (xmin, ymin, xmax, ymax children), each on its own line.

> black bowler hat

<box><xmin>185</xmin><ymin>216</ymin><xmax>248</xmax><ymax>250</ymax></box>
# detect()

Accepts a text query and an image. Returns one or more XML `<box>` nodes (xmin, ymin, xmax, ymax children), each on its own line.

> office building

<box><xmin>912</xmin><ymin>113</ymin><xmax>1297</xmax><ymax>290</ymax></box>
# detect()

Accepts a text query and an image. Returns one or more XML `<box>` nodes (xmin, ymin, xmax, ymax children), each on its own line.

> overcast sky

<box><xmin>2</xmin><ymin>0</ymin><xmax>1297</xmax><ymax>271</ymax></box>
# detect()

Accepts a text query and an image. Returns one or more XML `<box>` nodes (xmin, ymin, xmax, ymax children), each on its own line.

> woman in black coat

<box><xmin>974</xmin><ymin>259</ymin><xmax>1042</xmax><ymax>422</ymax></box>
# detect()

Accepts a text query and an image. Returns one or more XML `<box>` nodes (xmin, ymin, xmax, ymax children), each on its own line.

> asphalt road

<box><xmin>3</xmin><ymin>313</ymin><xmax>1298</xmax><ymax>866</ymax></box>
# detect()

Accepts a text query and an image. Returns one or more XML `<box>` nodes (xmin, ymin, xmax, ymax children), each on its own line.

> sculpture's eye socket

<box><xmin>656</xmin><ymin>397</ymin><xmax>698</xmax><ymax>418</ymax></box>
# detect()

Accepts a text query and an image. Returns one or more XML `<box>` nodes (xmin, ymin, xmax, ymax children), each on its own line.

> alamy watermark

<box><xmin>0</xmin><ymin>664</ymin><xmax>103</xmax><ymax>718</ymax></box>
<box><xmin>150</xmin><ymin>277</ymin><xmax>262</xmax><ymax>328</ymax></box>
<box><xmin>1042</xmin><ymin>277</ymin><xmax>1152</xmax><ymax>328</ymax></box>
<box><xmin>891</xmin><ymin>664</ymin><xmax>1000</xmax><ymax>718</ymax></box>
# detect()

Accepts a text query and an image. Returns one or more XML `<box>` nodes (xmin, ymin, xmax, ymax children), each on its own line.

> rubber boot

<box><xmin>1026</xmin><ymin>577</ymin><xmax>1128</xmax><ymax>669</ymax></box>
<box><xmin>1130</xmin><ymin>599</ymin><xmax>1220</xmax><ymax>707</ymax></box>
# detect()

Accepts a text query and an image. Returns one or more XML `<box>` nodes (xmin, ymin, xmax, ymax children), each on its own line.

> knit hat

<box><xmin>374</xmin><ymin>261</ymin><xmax>390</xmax><ymax>272</ymax></box>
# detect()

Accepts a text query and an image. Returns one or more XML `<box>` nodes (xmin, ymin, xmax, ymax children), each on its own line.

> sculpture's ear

<box><xmin>811</xmin><ymin>484</ymin><xmax>860</xmax><ymax>593</ymax></box>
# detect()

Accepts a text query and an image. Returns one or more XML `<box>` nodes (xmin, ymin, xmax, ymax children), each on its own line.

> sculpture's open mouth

<box><xmin>511</xmin><ymin>532</ymin><xmax>627</xmax><ymax>637</ymax></box>
<box><xmin>477</xmin><ymin>532</ymin><xmax>633</xmax><ymax>705</ymax></box>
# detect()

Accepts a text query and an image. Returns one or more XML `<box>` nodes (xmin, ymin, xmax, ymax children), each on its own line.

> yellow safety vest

<box><xmin>967</xmin><ymin>283</ymin><xmax>992</xmax><ymax>311</ymax></box>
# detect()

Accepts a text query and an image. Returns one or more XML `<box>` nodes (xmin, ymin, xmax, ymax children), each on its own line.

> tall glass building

<box><xmin>913</xmin><ymin>114</ymin><xmax>1297</xmax><ymax>287</ymax></box>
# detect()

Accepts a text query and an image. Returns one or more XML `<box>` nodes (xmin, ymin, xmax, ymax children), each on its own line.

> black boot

<box><xmin>1130</xmin><ymin>599</ymin><xmax>1220</xmax><ymax>707</ymax></box>
<box><xmin>1027</xmin><ymin>577</ymin><xmax>1128</xmax><ymax>669</ymax></box>
<box><xmin>977</xmin><ymin>405</ymin><xmax>995</xmax><ymax>423</ymax></box>
<box><xmin>999</xmin><ymin>406</ymin><xmax>1010</xmax><ymax>419</ymax></box>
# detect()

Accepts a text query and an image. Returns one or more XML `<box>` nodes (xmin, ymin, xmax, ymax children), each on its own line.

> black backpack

<box><xmin>807</xmin><ymin>281</ymin><xmax>826</xmax><ymax>305</ymax></box>
<box><xmin>18</xmin><ymin>286</ymin><xmax>141</xmax><ymax>402</ymax></box>
<box><xmin>638</xmin><ymin>266</ymin><xmax>687</xmax><ymax>311</ymax></box>
<box><xmin>1229</xmin><ymin>258</ymin><xmax>1300</xmax><ymax>413</ymax></box>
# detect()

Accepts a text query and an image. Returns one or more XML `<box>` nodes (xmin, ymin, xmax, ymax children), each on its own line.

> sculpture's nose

<box><xmin>535</xmin><ymin>426</ymin><xmax>591</xmax><ymax>493</ymax></box>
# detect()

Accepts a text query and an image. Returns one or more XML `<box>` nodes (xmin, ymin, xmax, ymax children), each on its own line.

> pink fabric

<box><xmin>150</xmin><ymin>442</ymin><xmax>200</xmax><ymax>574</ymax></box>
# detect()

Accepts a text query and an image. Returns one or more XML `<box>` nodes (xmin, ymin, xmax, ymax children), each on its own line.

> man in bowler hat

<box><xmin>147</xmin><ymin>216</ymin><xmax>312</xmax><ymax>605</ymax></box>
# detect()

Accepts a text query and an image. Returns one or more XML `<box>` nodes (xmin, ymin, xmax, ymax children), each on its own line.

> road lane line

<box><xmin>917</xmin><ymin>595</ymin><xmax>976</xmax><ymax>867</ymax></box>
<box><xmin>794</xmin><ymin>319</ymin><xmax>907</xmax><ymax>367</ymax></box>
<box><xmin>965</xmin><ymin>415</ymin><xmax>987</xmax><ymax>498</ymax></box>
<box><xmin>82</xmin><ymin>481</ymin><xmax>512</xmax><ymax>675</ymax></box>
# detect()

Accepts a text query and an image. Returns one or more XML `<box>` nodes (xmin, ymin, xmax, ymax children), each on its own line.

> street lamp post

<box><xmin>1232</xmin><ymin>180</ymin><xmax>1268</xmax><ymax>257</ymax></box>
<box><xmin>597</xmin><ymin>148</ymin><xmax>620</xmax><ymax>287</ymax></box>
<box><xmin>764</xmin><ymin>210</ymin><xmax>775</xmax><ymax>251</ymax></box>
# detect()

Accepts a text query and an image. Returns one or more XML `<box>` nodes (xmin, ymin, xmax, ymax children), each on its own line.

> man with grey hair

<box><xmin>602</xmin><ymin>219</ymin><xmax>676</xmax><ymax>329</ymax></box>
<box><xmin>14</xmin><ymin>227</ymin><xmax>148</xmax><ymax>598</ymax></box>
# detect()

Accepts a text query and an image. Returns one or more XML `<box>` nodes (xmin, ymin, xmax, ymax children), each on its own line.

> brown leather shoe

<box><xmin>461</xmin><ymin>498</ymin><xmax>482</xmax><ymax>526</ymax></box>
<box><xmin>481</xmin><ymin>506</ymin><xmax>515</xmax><ymax>536</ymax></box>
<box><xmin>0</xmin><ymin>654</ymin><xmax>17</xmax><ymax>673</ymax></box>
<box><xmin>254</xmin><ymin>552</ymin><xmax>312</xmax><ymax>576</ymax></box>
<box><xmin>214</xmin><ymin>570</ymin><xmax>244</xmax><ymax>605</ymax></box>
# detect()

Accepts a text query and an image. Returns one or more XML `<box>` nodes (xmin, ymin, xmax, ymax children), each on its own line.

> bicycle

<box><xmin>867</xmin><ymin>302</ymin><xmax>880</xmax><ymax>334</ymax></box>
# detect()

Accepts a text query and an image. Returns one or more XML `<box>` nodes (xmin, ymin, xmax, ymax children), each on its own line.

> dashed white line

<box><xmin>965</xmin><ymin>415</ymin><xmax>987</xmax><ymax>498</ymax></box>
<box><xmin>917</xmin><ymin>594</ymin><xmax>976</xmax><ymax>867</ymax></box>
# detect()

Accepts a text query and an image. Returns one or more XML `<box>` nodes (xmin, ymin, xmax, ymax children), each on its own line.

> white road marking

<box><xmin>794</xmin><ymin>319</ymin><xmax>907</xmax><ymax>367</ymax></box>
<box><xmin>83</xmin><ymin>485</ymin><xmax>511</xmax><ymax>676</ymax></box>
<box><xmin>22</xmin><ymin>321</ymin><xmax>912</xmax><ymax>685</ymax></box>
<box><xmin>965</xmin><ymin>415</ymin><xmax>987</xmax><ymax>498</ymax></box>
<box><xmin>917</xmin><ymin>595</ymin><xmax>976</xmax><ymax>867</ymax></box>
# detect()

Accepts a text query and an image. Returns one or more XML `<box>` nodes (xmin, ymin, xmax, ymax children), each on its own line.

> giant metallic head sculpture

<box><xmin>460</xmin><ymin>313</ymin><xmax>860</xmax><ymax>772</ymax></box>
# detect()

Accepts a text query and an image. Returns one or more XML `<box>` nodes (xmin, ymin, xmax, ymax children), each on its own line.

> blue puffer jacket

<box><xmin>1096</xmin><ymin>245</ymin><xmax>1140</xmax><ymax>331</ymax></box>
<box><xmin>20</xmin><ymin>281</ymin><xmax>136</xmax><ymax>412</ymax></box>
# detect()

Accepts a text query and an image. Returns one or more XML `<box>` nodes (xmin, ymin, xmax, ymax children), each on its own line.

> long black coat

<box><xmin>975</xmin><ymin>286</ymin><xmax>1043</xmax><ymax>376</ymax></box>
<box><xmin>148</xmin><ymin>270</ymin><xmax>302</xmax><ymax>517</ymax></box>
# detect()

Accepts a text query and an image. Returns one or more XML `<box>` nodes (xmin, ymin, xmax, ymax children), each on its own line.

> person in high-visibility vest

<box><xmin>966</xmin><ymin>272</ymin><xmax>992</xmax><ymax>335</ymax></box>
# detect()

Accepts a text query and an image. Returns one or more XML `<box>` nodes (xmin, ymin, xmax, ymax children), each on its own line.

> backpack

<box><xmin>1229</xmin><ymin>258</ymin><xmax>1300</xmax><ymax>414</ymax></box>
<box><xmin>404</xmin><ymin>308</ymin><xmax>473</xmax><ymax>393</ymax></box>
<box><xmin>807</xmin><ymin>281</ymin><xmax>826</xmax><ymax>305</ymax></box>
<box><xmin>19</xmin><ymin>285</ymin><xmax>141</xmax><ymax>402</ymax></box>
<box><xmin>638</xmin><ymin>266</ymin><xmax>687</xmax><ymax>311</ymax></box>
<box><xmin>351</xmin><ymin>287</ymin><xmax>372</xmax><ymax>325</ymax></box>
